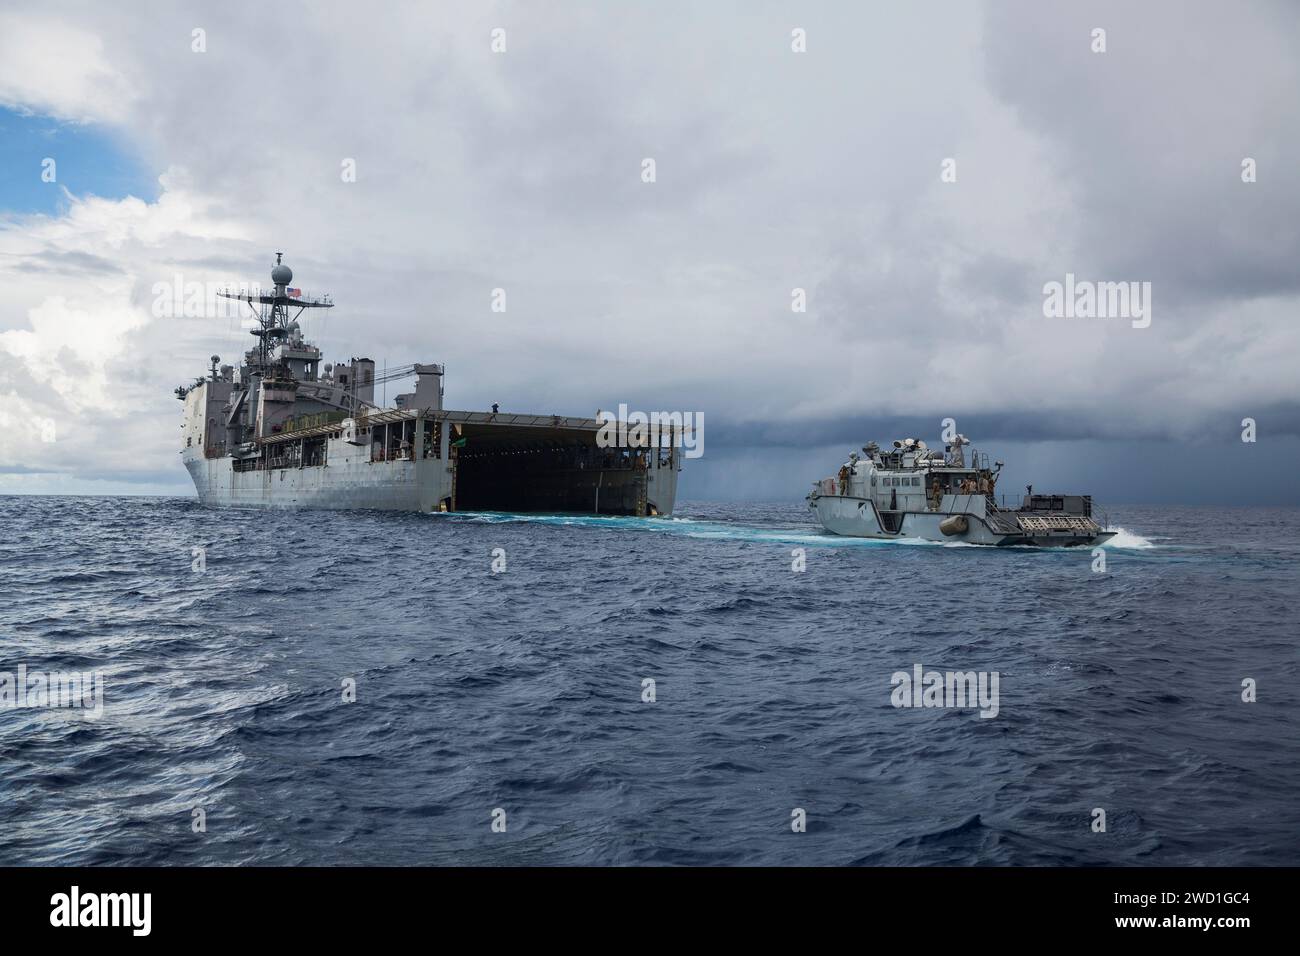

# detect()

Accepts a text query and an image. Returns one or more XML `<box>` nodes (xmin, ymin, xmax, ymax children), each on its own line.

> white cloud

<box><xmin>0</xmin><ymin>173</ymin><xmax>255</xmax><ymax>477</ymax></box>
<box><xmin>0</xmin><ymin>12</ymin><xmax>136</xmax><ymax>123</ymax></box>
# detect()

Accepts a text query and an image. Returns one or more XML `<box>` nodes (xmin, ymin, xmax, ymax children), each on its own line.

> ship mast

<box><xmin>217</xmin><ymin>252</ymin><xmax>334</xmax><ymax>371</ymax></box>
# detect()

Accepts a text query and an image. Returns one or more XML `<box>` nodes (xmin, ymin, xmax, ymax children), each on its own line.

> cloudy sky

<box><xmin>1</xmin><ymin>0</ymin><xmax>1296</xmax><ymax>504</ymax></box>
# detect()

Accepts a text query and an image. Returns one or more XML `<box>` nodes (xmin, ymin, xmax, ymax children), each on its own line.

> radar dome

<box><xmin>271</xmin><ymin>262</ymin><xmax>293</xmax><ymax>285</ymax></box>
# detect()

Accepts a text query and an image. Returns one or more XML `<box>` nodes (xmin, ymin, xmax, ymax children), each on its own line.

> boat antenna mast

<box><xmin>217</xmin><ymin>252</ymin><xmax>334</xmax><ymax>370</ymax></box>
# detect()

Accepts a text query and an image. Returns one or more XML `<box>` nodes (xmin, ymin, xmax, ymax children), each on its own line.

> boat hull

<box><xmin>808</xmin><ymin>493</ymin><xmax>1114</xmax><ymax>548</ymax></box>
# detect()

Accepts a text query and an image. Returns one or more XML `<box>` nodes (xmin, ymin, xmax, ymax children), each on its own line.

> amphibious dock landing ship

<box><xmin>178</xmin><ymin>254</ymin><xmax>681</xmax><ymax>514</ymax></box>
<box><xmin>806</xmin><ymin>435</ymin><xmax>1113</xmax><ymax>547</ymax></box>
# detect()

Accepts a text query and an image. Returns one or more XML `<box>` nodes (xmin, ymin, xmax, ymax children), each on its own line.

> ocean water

<box><xmin>1</xmin><ymin>496</ymin><xmax>1297</xmax><ymax>866</ymax></box>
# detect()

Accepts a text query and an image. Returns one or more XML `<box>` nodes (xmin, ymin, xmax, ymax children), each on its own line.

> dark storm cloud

<box><xmin>703</xmin><ymin>401</ymin><xmax>1300</xmax><ymax>450</ymax></box>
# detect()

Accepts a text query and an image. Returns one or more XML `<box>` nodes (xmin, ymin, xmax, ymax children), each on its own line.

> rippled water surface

<box><xmin>1</xmin><ymin>496</ymin><xmax>1297</xmax><ymax>865</ymax></box>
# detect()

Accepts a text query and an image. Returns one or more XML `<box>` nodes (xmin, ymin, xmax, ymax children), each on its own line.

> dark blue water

<box><xmin>1</xmin><ymin>496</ymin><xmax>1297</xmax><ymax>865</ymax></box>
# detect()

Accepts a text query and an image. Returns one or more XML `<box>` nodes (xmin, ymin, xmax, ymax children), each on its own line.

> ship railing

<box><xmin>216</xmin><ymin>286</ymin><xmax>334</xmax><ymax>307</ymax></box>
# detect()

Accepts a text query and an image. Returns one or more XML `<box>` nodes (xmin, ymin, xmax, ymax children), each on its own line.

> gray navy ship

<box><xmin>178</xmin><ymin>254</ymin><xmax>681</xmax><ymax>515</ymax></box>
<box><xmin>807</xmin><ymin>434</ymin><xmax>1114</xmax><ymax>547</ymax></box>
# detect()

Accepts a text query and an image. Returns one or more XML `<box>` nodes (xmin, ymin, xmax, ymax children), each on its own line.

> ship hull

<box><xmin>185</xmin><ymin>454</ymin><xmax>441</xmax><ymax>511</ymax></box>
<box><xmin>808</xmin><ymin>493</ymin><xmax>1114</xmax><ymax>548</ymax></box>
<box><xmin>183</xmin><ymin>437</ymin><xmax>680</xmax><ymax>515</ymax></box>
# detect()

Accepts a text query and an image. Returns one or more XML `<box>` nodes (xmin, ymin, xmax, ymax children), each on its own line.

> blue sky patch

<box><xmin>0</xmin><ymin>106</ymin><xmax>157</xmax><ymax>215</ymax></box>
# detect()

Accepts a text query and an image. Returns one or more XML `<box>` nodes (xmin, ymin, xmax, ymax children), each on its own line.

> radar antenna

<box><xmin>217</xmin><ymin>252</ymin><xmax>334</xmax><ymax>369</ymax></box>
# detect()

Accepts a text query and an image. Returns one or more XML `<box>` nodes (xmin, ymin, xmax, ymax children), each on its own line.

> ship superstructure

<box><xmin>178</xmin><ymin>255</ymin><xmax>681</xmax><ymax>514</ymax></box>
<box><xmin>806</xmin><ymin>435</ymin><xmax>1113</xmax><ymax>547</ymax></box>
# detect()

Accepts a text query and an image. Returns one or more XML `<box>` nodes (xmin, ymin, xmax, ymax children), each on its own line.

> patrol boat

<box><xmin>806</xmin><ymin>435</ymin><xmax>1114</xmax><ymax>547</ymax></box>
<box><xmin>177</xmin><ymin>254</ymin><xmax>682</xmax><ymax>514</ymax></box>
